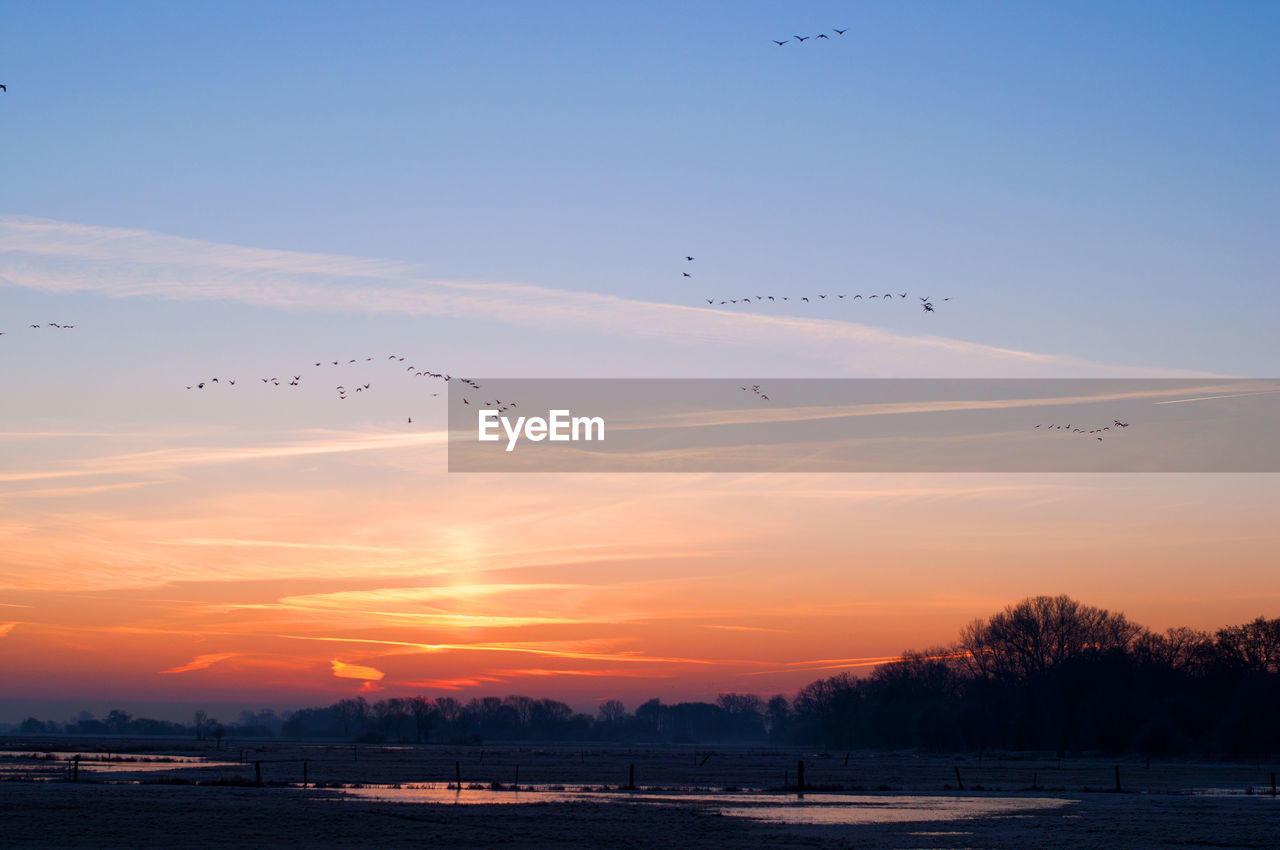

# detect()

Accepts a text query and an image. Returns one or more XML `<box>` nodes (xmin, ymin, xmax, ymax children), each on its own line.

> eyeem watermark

<box><xmin>478</xmin><ymin>409</ymin><xmax>605</xmax><ymax>452</ymax></box>
<box><xmin>451</xmin><ymin>378</ymin><xmax>1280</xmax><ymax>471</ymax></box>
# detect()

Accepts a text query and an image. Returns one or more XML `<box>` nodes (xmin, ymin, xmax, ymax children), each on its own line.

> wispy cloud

<box><xmin>286</xmin><ymin>634</ymin><xmax>716</xmax><ymax>666</ymax></box>
<box><xmin>0</xmin><ymin>430</ymin><xmax>447</xmax><ymax>484</ymax></box>
<box><xmin>159</xmin><ymin>652</ymin><xmax>237</xmax><ymax>674</ymax></box>
<box><xmin>0</xmin><ymin>215</ymin><xmax>1185</xmax><ymax>377</ymax></box>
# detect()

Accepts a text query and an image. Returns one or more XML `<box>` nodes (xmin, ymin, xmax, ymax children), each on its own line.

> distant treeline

<box><xmin>12</xmin><ymin>597</ymin><xmax>1280</xmax><ymax>757</ymax></box>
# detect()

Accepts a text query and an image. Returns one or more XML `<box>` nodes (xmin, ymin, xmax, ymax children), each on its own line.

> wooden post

<box><xmin>302</xmin><ymin>761</ymin><xmax>308</xmax><ymax>789</ymax></box>
<box><xmin>514</xmin><ymin>765</ymin><xmax>519</xmax><ymax>790</ymax></box>
<box><xmin>843</xmin><ymin>752</ymin><xmax>849</xmax><ymax>768</ymax></box>
<box><xmin>455</xmin><ymin>760</ymin><xmax>461</xmax><ymax>789</ymax></box>
<box><xmin>255</xmin><ymin>761</ymin><xmax>262</xmax><ymax>787</ymax></box>
<box><xmin>954</xmin><ymin>765</ymin><xmax>964</xmax><ymax>790</ymax></box>
<box><xmin>72</xmin><ymin>755</ymin><xmax>79</xmax><ymax>783</ymax></box>
<box><xmin>1032</xmin><ymin>771</ymin><xmax>1038</xmax><ymax>790</ymax></box>
<box><xmin>1271</xmin><ymin>772</ymin><xmax>1276</xmax><ymax>796</ymax></box>
<box><xmin>628</xmin><ymin>763</ymin><xmax>635</xmax><ymax>790</ymax></box>
<box><xmin>1114</xmin><ymin>764</ymin><xmax>1121</xmax><ymax>793</ymax></box>
<box><xmin>796</xmin><ymin>760</ymin><xmax>805</xmax><ymax>794</ymax></box>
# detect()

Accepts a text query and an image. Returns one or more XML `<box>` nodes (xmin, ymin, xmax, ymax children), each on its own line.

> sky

<box><xmin>1</xmin><ymin>1</ymin><xmax>1278</xmax><ymax>722</ymax></box>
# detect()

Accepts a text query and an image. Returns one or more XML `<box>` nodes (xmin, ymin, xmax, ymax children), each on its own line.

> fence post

<box><xmin>954</xmin><ymin>765</ymin><xmax>964</xmax><ymax>791</ymax></box>
<box><xmin>255</xmin><ymin>761</ymin><xmax>262</xmax><ymax>787</ymax></box>
<box><xmin>628</xmin><ymin>763</ymin><xmax>635</xmax><ymax>790</ymax></box>
<box><xmin>302</xmin><ymin>761</ymin><xmax>308</xmax><ymax>789</ymax></box>
<box><xmin>455</xmin><ymin>760</ymin><xmax>461</xmax><ymax>789</ymax></box>
<box><xmin>797</xmin><ymin>760</ymin><xmax>805</xmax><ymax>794</ymax></box>
<box><xmin>1114</xmin><ymin>765</ymin><xmax>1121</xmax><ymax>793</ymax></box>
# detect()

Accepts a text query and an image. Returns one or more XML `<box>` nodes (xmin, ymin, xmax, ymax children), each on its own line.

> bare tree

<box><xmin>597</xmin><ymin>699</ymin><xmax>627</xmax><ymax>725</ymax></box>
<box><xmin>192</xmin><ymin>709</ymin><xmax>208</xmax><ymax>740</ymax></box>
<box><xmin>1216</xmin><ymin>617</ymin><xmax>1280</xmax><ymax>673</ymax></box>
<box><xmin>957</xmin><ymin>595</ymin><xmax>1143</xmax><ymax>680</ymax></box>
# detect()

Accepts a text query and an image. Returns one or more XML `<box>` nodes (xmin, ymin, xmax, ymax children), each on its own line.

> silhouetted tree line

<box><xmin>9</xmin><ymin>597</ymin><xmax>1280</xmax><ymax>757</ymax></box>
<box><xmin>783</xmin><ymin>596</ymin><xmax>1280</xmax><ymax>758</ymax></box>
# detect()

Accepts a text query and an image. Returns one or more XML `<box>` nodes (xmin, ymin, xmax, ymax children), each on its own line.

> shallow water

<box><xmin>720</xmin><ymin>795</ymin><xmax>1075</xmax><ymax>825</ymax></box>
<box><xmin>0</xmin><ymin>752</ymin><xmax>241</xmax><ymax>775</ymax></box>
<box><xmin>1190</xmin><ymin>787</ymin><xmax>1280</xmax><ymax>798</ymax></box>
<box><xmin>338</xmin><ymin>784</ymin><xmax>1077</xmax><ymax>824</ymax></box>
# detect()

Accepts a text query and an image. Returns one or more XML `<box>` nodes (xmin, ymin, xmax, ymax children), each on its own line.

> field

<box><xmin>2</xmin><ymin>737</ymin><xmax>1278</xmax><ymax>847</ymax></box>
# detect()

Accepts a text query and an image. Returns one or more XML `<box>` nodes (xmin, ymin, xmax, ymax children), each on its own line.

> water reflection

<box><xmin>721</xmin><ymin>795</ymin><xmax>1074</xmax><ymax>825</ymax></box>
<box><xmin>338</xmin><ymin>785</ymin><xmax>1077</xmax><ymax>824</ymax></box>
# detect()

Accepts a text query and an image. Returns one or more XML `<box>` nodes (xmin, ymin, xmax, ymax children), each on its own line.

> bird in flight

<box><xmin>685</xmin><ymin>256</ymin><xmax>695</xmax><ymax>261</ymax></box>
<box><xmin>793</xmin><ymin>35</ymin><xmax>809</xmax><ymax>42</ymax></box>
<box><xmin>816</xmin><ymin>33</ymin><xmax>829</xmax><ymax>39</ymax></box>
<box><xmin>773</xmin><ymin>40</ymin><xmax>788</xmax><ymax>46</ymax></box>
<box><xmin>683</xmin><ymin>272</ymin><xmax>692</xmax><ymax>277</ymax></box>
<box><xmin>0</xmin><ymin>84</ymin><xmax>6</xmax><ymax>92</ymax></box>
<box><xmin>833</xmin><ymin>28</ymin><xmax>847</xmax><ymax>35</ymax></box>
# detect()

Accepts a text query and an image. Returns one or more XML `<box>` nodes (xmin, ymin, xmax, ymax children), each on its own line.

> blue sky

<box><xmin>3</xmin><ymin>0</ymin><xmax>1277</xmax><ymax>376</ymax></box>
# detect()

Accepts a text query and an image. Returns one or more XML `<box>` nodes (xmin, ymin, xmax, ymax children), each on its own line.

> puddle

<box><xmin>337</xmin><ymin>785</ymin><xmax>1077</xmax><ymax>824</ymax></box>
<box><xmin>0</xmin><ymin>752</ymin><xmax>241</xmax><ymax>775</ymax></box>
<box><xmin>720</xmin><ymin>795</ymin><xmax>1075</xmax><ymax>825</ymax></box>
<box><xmin>1190</xmin><ymin>787</ymin><xmax>1280</xmax><ymax>798</ymax></box>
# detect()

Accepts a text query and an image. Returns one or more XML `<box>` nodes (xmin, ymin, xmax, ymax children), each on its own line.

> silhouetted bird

<box><xmin>793</xmin><ymin>35</ymin><xmax>809</xmax><ymax>42</ymax></box>
<box><xmin>773</xmin><ymin>40</ymin><xmax>788</xmax><ymax>46</ymax></box>
<box><xmin>816</xmin><ymin>33</ymin><xmax>829</xmax><ymax>39</ymax></box>
<box><xmin>833</xmin><ymin>28</ymin><xmax>847</xmax><ymax>35</ymax></box>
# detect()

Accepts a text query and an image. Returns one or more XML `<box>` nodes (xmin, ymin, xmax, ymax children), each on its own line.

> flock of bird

<box><xmin>0</xmin><ymin>322</ymin><xmax>77</xmax><ymax>335</ymax></box>
<box><xmin>703</xmin><ymin>292</ymin><xmax>950</xmax><ymax>313</ymax></box>
<box><xmin>682</xmin><ymin>256</ymin><xmax>949</xmax><ymax>314</ymax></box>
<box><xmin>1033</xmin><ymin>420</ymin><xmax>1132</xmax><ymax>441</ymax></box>
<box><xmin>2</xmin><ymin>319</ymin><xmax>1144</xmax><ymax>443</ymax></box>
<box><xmin>772</xmin><ymin>28</ymin><xmax>848</xmax><ymax>46</ymax></box>
<box><xmin>184</xmin><ymin>353</ymin><xmax>494</xmax><ymax>422</ymax></box>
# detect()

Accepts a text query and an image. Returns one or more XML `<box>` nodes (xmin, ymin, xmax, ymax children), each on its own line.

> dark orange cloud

<box><xmin>330</xmin><ymin>659</ymin><xmax>385</xmax><ymax>681</ymax></box>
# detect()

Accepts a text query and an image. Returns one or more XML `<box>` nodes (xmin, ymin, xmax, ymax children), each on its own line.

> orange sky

<box><xmin>3</xmin><ymin>418</ymin><xmax>1278</xmax><ymax>717</ymax></box>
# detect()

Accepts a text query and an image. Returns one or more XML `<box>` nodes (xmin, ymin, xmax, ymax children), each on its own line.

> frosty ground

<box><xmin>2</xmin><ymin>739</ymin><xmax>1277</xmax><ymax>847</ymax></box>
